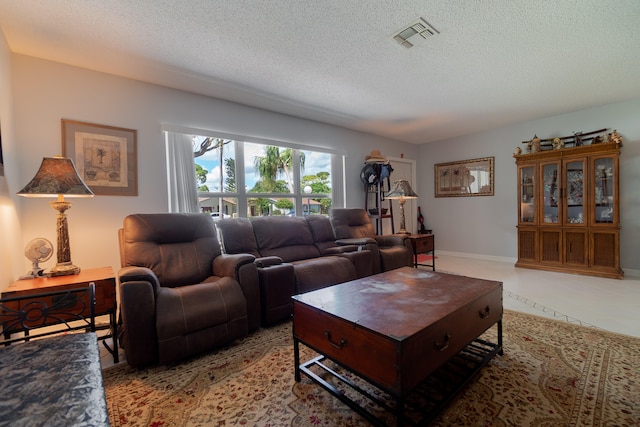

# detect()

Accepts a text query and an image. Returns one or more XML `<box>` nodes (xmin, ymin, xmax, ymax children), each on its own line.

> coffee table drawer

<box><xmin>294</xmin><ymin>302</ymin><xmax>399</xmax><ymax>390</ymax></box>
<box><xmin>401</xmin><ymin>285</ymin><xmax>502</xmax><ymax>391</ymax></box>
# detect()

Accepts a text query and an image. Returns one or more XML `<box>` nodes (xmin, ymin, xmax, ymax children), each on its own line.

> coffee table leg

<box><xmin>396</xmin><ymin>395</ymin><xmax>405</xmax><ymax>427</ymax></box>
<box><xmin>110</xmin><ymin>310</ymin><xmax>119</xmax><ymax>363</ymax></box>
<box><xmin>294</xmin><ymin>337</ymin><xmax>301</xmax><ymax>382</ymax></box>
<box><xmin>498</xmin><ymin>319</ymin><xmax>504</xmax><ymax>356</ymax></box>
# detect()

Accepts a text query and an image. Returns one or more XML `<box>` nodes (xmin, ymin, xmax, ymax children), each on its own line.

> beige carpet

<box><xmin>103</xmin><ymin>310</ymin><xmax>640</xmax><ymax>426</ymax></box>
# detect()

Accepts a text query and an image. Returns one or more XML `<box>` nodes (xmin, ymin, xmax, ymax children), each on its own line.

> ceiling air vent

<box><xmin>392</xmin><ymin>18</ymin><xmax>439</xmax><ymax>49</ymax></box>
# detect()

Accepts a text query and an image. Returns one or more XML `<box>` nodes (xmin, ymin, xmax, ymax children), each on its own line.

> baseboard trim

<box><xmin>437</xmin><ymin>251</ymin><xmax>640</xmax><ymax>279</ymax></box>
<box><xmin>436</xmin><ymin>250</ymin><xmax>517</xmax><ymax>264</ymax></box>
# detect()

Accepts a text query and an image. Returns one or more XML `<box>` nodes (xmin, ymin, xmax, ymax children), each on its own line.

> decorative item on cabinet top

<box><xmin>514</xmin><ymin>128</ymin><xmax>622</xmax><ymax>156</ymax></box>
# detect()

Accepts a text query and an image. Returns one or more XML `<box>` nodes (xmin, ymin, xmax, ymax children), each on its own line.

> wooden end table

<box><xmin>406</xmin><ymin>233</ymin><xmax>435</xmax><ymax>270</ymax></box>
<box><xmin>2</xmin><ymin>266</ymin><xmax>119</xmax><ymax>363</ymax></box>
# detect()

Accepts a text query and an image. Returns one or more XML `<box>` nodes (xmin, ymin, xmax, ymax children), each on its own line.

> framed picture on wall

<box><xmin>434</xmin><ymin>157</ymin><xmax>494</xmax><ymax>197</ymax></box>
<box><xmin>62</xmin><ymin>119</ymin><xmax>137</xmax><ymax>196</ymax></box>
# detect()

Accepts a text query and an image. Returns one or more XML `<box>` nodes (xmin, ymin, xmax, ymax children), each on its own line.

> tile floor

<box><xmin>100</xmin><ymin>254</ymin><xmax>640</xmax><ymax>368</ymax></box>
<box><xmin>433</xmin><ymin>253</ymin><xmax>640</xmax><ymax>338</ymax></box>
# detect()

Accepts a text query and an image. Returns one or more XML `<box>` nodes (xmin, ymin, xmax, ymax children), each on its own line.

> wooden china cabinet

<box><xmin>515</xmin><ymin>141</ymin><xmax>623</xmax><ymax>279</ymax></box>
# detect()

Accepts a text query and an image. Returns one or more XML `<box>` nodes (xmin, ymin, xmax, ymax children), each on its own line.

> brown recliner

<box><xmin>118</xmin><ymin>213</ymin><xmax>260</xmax><ymax>368</ymax></box>
<box><xmin>216</xmin><ymin>216</ymin><xmax>363</xmax><ymax>326</ymax></box>
<box><xmin>329</xmin><ymin>208</ymin><xmax>413</xmax><ymax>273</ymax></box>
<box><xmin>306</xmin><ymin>215</ymin><xmax>374</xmax><ymax>279</ymax></box>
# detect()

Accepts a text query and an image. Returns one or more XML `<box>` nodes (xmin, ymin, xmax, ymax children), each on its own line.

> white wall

<box><xmin>6</xmin><ymin>52</ymin><xmax>639</xmax><ymax>285</ymax></box>
<box><xmin>0</xmin><ymin>30</ymin><xmax>23</xmax><ymax>288</ymax></box>
<box><xmin>5</xmin><ymin>54</ymin><xmax>417</xmax><ymax>286</ymax></box>
<box><xmin>418</xmin><ymin>98</ymin><xmax>640</xmax><ymax>272</ymax></box>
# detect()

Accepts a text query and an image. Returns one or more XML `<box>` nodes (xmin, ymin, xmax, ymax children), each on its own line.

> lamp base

<box><xmin>396</xmin><ymin>230</ymin><xmax>411</xmax><ymax>235</ymax></box>
<box><xmin>49</xmin><ymin>262</ymin><xmax>81</xmax><ymax>277</ymax></box>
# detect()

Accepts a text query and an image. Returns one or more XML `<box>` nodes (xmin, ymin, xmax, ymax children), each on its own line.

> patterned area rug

<box><xmin>103</xmin><ymin>310</ymin><xmax>640</xmax><ymax>426</ymax></box>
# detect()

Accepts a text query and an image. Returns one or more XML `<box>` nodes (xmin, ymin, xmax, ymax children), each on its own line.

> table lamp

<box><xmin>18</xmin><ymin>156</ymin><xmax>94</xmax><ymax>276</ymax></box>
<box><xmin>386</xmin><ymin>179</ymin><xmax>418</xmax><ymax>235</ymax></box>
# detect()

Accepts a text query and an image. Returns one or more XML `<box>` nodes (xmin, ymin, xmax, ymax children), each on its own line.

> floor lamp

<box><xmin>18</xmin><ymin>156</ymin><xmax>94</xmax><ymax>276</ymax></box>
<box><xmin>386</xmin><ymin>179</ymin><xmax>418</xmax><ymax>235</ymax></box>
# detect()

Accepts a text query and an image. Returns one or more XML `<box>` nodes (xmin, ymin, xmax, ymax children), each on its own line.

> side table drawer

<box><xmin>5</xmin><ymin>279</ymin><xmax>116</xmax><ymax>318</ymax></box>
<box><xmin>414</xmin><ymin>235</ymin><xmax>434</xmax><ymax>252</ymax></box>
<box><xmin>1</xmin><ymin>286</ymin><xmax>96</xmax><ymax>334</ymax></box>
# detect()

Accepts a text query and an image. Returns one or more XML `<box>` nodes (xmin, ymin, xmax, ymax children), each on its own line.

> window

<box><xmin>191</xmin><ymin>135</ymin><xmax>333</xmax><ymax>218</ymax></box>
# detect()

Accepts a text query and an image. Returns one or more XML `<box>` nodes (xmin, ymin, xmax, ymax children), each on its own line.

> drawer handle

<box><xmin>479</xmin><ymin>305</ymin><xmax>491</xmax><ymax>319</ymax></box>
<box><xmin>324</xmin><ymin>330</ymin><xmax>347</xmax><ymax>349</ymax></box>
<box><xmin>433</xmin><ymin>333</ymin><xmax>451</xmax><ymax>352</ymax></box>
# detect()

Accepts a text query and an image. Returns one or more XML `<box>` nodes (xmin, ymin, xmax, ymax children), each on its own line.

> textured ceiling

<box><xmin>1</xmin><ymin>1</ymin><xmax>639</xmax><ymax>144</ymax></box>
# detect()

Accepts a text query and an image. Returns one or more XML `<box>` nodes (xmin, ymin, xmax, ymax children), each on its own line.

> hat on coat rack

<box><xmin>364</xmin><ymin>149</ymin><xmax>387</xmax><ymax>163</ymax></box>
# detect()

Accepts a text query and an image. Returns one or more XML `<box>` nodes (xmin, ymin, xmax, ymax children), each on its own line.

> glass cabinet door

<box><xmin>593</xmin><ymin>156</ymin><xmax>616</xmax><ymax>224</ymax></box>
<box><xmin>564</xmin><ymin>159</ymin><xmax>585</xmax><ymax>225</ymax></box>
<box><xmin>542</xmin><ymin>162</ymin><xmax>560</xmax><ymax>224</ymax></box>
<box><xmin>518</xmin><ymin>165</ymin><xmax>535</xmax><ymax>223</ymax></box>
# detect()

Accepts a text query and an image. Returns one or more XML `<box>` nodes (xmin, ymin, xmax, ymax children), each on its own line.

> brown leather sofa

<box><xmin>329</xmin><ymin>208</ymin><xmax>413</xmax><ymax>273</ymax></box>
<box><xmin>216</xmin><ymin>215</ymin><xmax>373</xmax><ymax>326</ymax></box>
<box><xmin>118</xmin><ymin>213</ymin><xmax>260</xmax><ymax>368</ymax></box>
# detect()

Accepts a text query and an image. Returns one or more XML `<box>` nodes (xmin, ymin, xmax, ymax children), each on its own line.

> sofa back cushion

<box><xmin>251</xmin><ymin>216</ymin><xmax>321</xmax><ymax>262</ymax></box>
<box><xmin>121</xmin><ymin>213</ymin><xmax>221</xmax><ymax>287</ymax></box>
<box><xmin>306</xmin><ymin>215</ymin><xmax>338</xmax><ymax>253</ymax></box>
<box><xmin>216</xmin><ymin>217</ymin><xmax>260</xmax><ymax>257</ymax></box>
<box><xmin>329</xmin><ymin>208</ymin><xmax>376</xmax><ymax>239</ymax></box>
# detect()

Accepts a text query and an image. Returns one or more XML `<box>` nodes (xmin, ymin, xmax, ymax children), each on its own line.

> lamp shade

<box><xmin>386</xmin><ymin>179</ymin><xmax>418</xmax><ymax>199</ymax></box>
<box><xmin>18</xmin><ymin>157</ymin><xmax>94</xmax><ymax>198</ymax></box>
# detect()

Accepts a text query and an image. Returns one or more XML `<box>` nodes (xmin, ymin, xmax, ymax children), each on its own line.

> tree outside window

<box><xmin>193</xmin><ymin>136</ymin><xmax>332</xmax><ymax>217</ymax></box>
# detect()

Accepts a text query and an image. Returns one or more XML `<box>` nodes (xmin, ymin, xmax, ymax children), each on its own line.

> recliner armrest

<box><xmin>117</xmin><ymin>266</ymin><xmax>160</xmax><ymax>368</ymax></box>
<box><xmin>254</xmin><ymin>256</ymin><xmax>284</xmax><ymax>268</ymax></box>
<box><xmin>213</xmin><ymin>254</ymin><xmax>260</xmax><ymax>333</ymax></box>
<box><xmin>375</xmin><ymin>234</ymin><xmax>409</xmax><ymax>247</ymax></box>
<box><xmin>118</xmin><ymin>266</ymin><xmax>161</xmax><ymax>292</ymax></box>
<box><xmin>213</xmin><ymin>253</ymin><xmax>256</xmax><ymax>280</ymax></box>
<box><xmin>336</xmin><ymin>238</ymin><xmax>377</xmax><ymax>246</ymax></box>
<box><xmin>323</xmin><ymin>245</ymin><xmax>359</xmax><ymax>255</ymax></box>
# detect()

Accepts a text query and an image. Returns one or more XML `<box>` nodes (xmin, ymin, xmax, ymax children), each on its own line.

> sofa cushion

<box><xmin>251</xmin><ymin>216</ymin><xmax>321</xmax><ymax>261</ymax></box>
<box><xmin>306</xmin><ymin>215</ymin><xmax>338</xmax><ymax>253</ymax></box>
<box><xmin>292</xmin><ymin>256</ymin><xmax>356</xmax><ymax>293</ymax></box>
<box><xmin>330</xmin><ymin>208</ymin><xmax>376</xmax><ymax>240</ymax></box>
<box><xmin>216</xmin><ymin>217</ymin><xmax>260</xmax><ymax>256</ymax></box>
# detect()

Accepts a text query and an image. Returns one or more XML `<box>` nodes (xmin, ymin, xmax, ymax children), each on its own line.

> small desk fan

<box><xmin>20</xmin><ymin>238</ymin><xmax>53</xmax><ymax>279</ymax></box>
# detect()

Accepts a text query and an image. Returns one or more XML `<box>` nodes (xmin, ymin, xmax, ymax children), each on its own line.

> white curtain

<box><xmin>165</xmin><ymin>131</ymin><xmax>199</xmax><ymax>213</ymax></box>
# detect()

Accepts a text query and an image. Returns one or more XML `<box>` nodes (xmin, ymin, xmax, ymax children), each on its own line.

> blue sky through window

<box><xmin>193</xmin><ymin>137</ymin><xmax>331</xmax><ymax>193</ymax></box>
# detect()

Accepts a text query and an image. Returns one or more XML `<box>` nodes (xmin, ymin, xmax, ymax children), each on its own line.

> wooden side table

<box><xmin>2</xmin><ymin>266</ymin><xmax>119</xmax><ymax>363</ymax></box>
<box><xmin>406</xmin><ymin>234</ymin><xmax>435</xmax><ymax>270</ymax></box>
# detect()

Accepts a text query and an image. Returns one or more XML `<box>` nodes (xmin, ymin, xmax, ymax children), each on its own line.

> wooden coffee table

<box><xmin>293</xmin><ymin>267</ymin><xmax>503</xmax><ymax>426</ymax></box>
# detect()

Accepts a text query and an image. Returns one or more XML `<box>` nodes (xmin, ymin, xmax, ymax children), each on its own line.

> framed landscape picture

<box><xmin>62</xmin><ymin>119</ymin><xmax>137</xmax><ymax>196</ymax></box>
<box><xmin>435</xmin><ymin>157</ymin><xmax>494</xmax><ymax>197</ymax></box>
